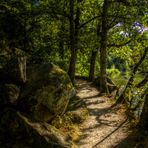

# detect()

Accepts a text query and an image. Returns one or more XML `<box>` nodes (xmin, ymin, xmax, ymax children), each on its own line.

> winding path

<box><xmin>75</xmin><ymin>80</ymin><xmax>131</xmax><ymax>148</ymax></box>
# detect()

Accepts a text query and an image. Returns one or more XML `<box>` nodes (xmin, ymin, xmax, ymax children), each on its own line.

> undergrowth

<box><xmin>51</xmin><ymin>109</ymin><xmax>89</xmax><ymax>141</ymax></box>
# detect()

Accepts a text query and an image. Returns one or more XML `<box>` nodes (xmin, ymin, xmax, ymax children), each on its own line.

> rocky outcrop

<box><xmin>0</xmin><ymin>108</ymin><xmax>74</xmax><ymax>148</ymax></box>
<box><xmin>19</xmin><ymin>63</ymin><xmax>76</xmax><ymax>122</ymax></box>
<box><xmin>17</xmin><ymin>112</ymin><xmax>73</xmax><ymax>148</ymax></box>
<box><xmin>0</xmin><ymin>62</ymin><xmax>76</xmax><ymax>147</ymax></box>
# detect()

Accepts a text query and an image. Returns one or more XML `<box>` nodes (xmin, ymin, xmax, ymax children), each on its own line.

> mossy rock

<box><xmin>19</xmin><ymin>63</ymin><xmax>76</xmax><ymax>122</ymax></box>
<box><xmin>0</xmin><ymin>109</ymin><xmax>74</xmax><ymax>148</ymax></box>
<box><xmin>51</xmin><ymin>108</ymin><xmax>89</xmax><ymax>142</ymax></box>
<box><xmin>18</xmin><ymin>112</ymin><xmax>74</xmax><ymax>148</ymax></box>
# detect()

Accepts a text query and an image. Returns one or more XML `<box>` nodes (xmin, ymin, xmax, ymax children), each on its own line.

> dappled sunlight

<box><xmin>0</xmin><ymin>1</ymin><xmax>147</xmax><ymax>147</ymax></box>
<box><xmin>76</xmin><ymin>80</ymin><xmax>131</xmax><ymax>148</ymax></box>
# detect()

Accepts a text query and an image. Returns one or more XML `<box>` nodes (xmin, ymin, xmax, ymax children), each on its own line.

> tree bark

<box><xmin>100</xmin><ymin>0</ymin><xmax>109</xmax><ymax>92</ymax></box>
<box><xmin>58</xmin><ymin>19</ymin><xmax>65</xmax><ymax>59</ymax></box>
<box><xmin>68</xmin><ymin>49</ymin><xmax>77</xmax><ymax>85</ymax></box>
<box><xmin>138</xmin><ymin>93</ymin><xmax>148</xmax><ymax>130</ymax></box>
<box><xmin>68</xmin><ymin>0</ymin><xmax>75</xmax><ymax>84</ymax></box>
<box><xmin>135</xmin><ymin>74</ymin><xmax>148</xmax><ymax>88</ymax></box>
<box><xmin>68</xmin><ymin>0</ymin><xmax>80</xmax><ymax>85</ymax></box>
<box><xmin>89</xmin><ymin>50</ymin><xmax>98</xmax><ymax>81</ymax></box>
<box><xmin>116</xmin><ymin>47</ymin><xmax>148</xmax><ymax>104</ymax></box>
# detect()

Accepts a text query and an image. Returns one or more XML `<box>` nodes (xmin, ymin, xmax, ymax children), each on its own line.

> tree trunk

<box><xmin>68</xmin><ymin>49</ymin><xmax>77</xmax><ymax>85</ymax></box>
<box><xmin>116</xmin><ymin>47</ymin><xmax>148</xmax><ymax>104</ymax></box>
<box><xmin>89</xmin><ymin>50</ymin><xmax>98</xmax><ymax>81</ymax></box>
<box><xmin>68</xmin><ymin>0</ymin><xmax>80</xmax><ymax>85</ymax></box>
<box><xmin>23</xmin><ymin>17</ymin><xmax>27</xmax><ymax>51</ymax></box>
<box><xmin>138</xmin><ymin>93</ymin><xmax>148</xmax><ymax>130</ymax></box>
<box><xmin>100</xmin><ymin>0</ymin><xmax>109</xmax><ymax>92</ymax></box>
<box><xmin>68</xmin><ymin>0</ymin><xmax>75</xmax><ymax>84</ymax></box>
<box><xmin>136</xmin><ymin>74</ymin><xmax>148</xmax><ymax>88</ymax></box>
<box><xmin>58</xmin><ymin>19</ymin><xmax>65</xmax><ymax>59</ymax></box>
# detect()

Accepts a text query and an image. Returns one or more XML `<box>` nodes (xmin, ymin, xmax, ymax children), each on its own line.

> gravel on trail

<box><xmin>76</xmin><ymin>80</ymin><xmax>131</xmax><ymax>148</ymax></box>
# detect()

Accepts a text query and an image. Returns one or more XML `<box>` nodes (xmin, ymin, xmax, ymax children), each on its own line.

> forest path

<box><xmin>75</xmin><ymin>79</ymin><xmax>131</xmax><ymax>148</ymax></box>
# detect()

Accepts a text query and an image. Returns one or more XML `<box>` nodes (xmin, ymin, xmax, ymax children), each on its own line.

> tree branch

<box><xmin>107</xmin><ymin>39</ymin><xmax>132</xmax><ymax>47</ymax></box>
<box><xmin>78</xmin><ymin>15</ymin><xmax>101</xmax><ymax>29</ymax></box>
<box><xmin>116</xmin><ymin>47</ymin><xmax>148</xmax><ymax>104</ymax></box>
<box><xmin>135</xmin><ymin>74</ymin><xmax>148</xmax><ymax>88</ymax></box>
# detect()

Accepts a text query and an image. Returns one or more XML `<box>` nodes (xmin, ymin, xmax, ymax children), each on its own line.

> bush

<box><xmin>107</xmin><ymin>65</ymin><xmax>120</xmax><ymax>79</ymax></box>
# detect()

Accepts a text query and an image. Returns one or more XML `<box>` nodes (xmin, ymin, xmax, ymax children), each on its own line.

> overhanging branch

<box><xmin>107</xmin><ymin>39</ymin><xmax>132</xmax><ymax>47</ymax></box>
<box><xmin>78</xmin><ymin>15</ymin><xmax>101</xmax><ymax>29</ymax></box>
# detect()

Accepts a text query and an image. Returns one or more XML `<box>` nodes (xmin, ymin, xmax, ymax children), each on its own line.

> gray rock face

<box><xmin>0</xmin><ymin>109</ymin><xmax>74</xmax><ymax>148</ymax></box>
<box><xmin>20</xmin><ymin>63</ymin><xmax>76</xmax><ymax>122</ymax></box>
<box><xmin>0</xmin><ymin>63</ymin><xmax>76</xmax><ymax>148</ymax></box>
<box><xmin>18</xmin><ymin>112</ymin><xmax>73</xmax><ymax>148</ymax></box>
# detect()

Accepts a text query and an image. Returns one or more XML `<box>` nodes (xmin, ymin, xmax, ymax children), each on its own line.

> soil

<box><xmin>75</xmin><ymin>79</ymin><xmax>131</xmax><ymax>148</ymax></box>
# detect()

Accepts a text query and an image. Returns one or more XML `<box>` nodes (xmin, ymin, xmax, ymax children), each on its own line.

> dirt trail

<box><xmin>75</xmin><ymin>80</ymin><xmax>131</xmax><ymax>148</ymax></box>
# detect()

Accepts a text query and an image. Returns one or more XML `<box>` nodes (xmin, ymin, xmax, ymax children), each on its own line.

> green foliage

<box><xmin>107</xmin><ymin>65</ymin><xmax>120</xmax><ymax>79</ymax></box>
<box><xmin>51</xmin><ymin>112</ymin><xmax>79</xmax><ymax>141</ymax></box>
<box><xmin>0</xmin><ymin>1</ymin><xmax>148</xmax><ymax>147</ymax></box>
<box><xmin>0</xmin><ymin>0</ymin><xmax>147</xmax><ymax>113</ymax></box>
<box><xmin>52</xmin><ymin>113</ymin><xmax>73</xmax><ymax>128</ymax></box>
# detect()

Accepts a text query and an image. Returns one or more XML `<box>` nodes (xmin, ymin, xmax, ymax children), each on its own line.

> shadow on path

<box><xmin>92</xmin><ymin>118</ymin><xmax>128</xmax><ymax>148</ymax></box>
<box><xmin>113</xmin><ymin>130</ymin><xmax>148</xmax><ymax>148</ymax></box>
<box><xmin>76</xmin><ymin>79</ymin><xmax>131</xmax><ymax>148</ymax></box>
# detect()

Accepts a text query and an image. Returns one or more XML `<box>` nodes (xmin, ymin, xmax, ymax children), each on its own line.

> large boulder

<box><xmin>19</xmin><ymin>63</ymin><xmax>76</xmax><ymax>122</ymax></box>
<box><xmin>0</xmin><ymin>109</ymin><xmax>74</xmax><ymax>148</ymax></box>
<box><xmin>0</xmin><ymin>63</ymin><xmax>76</xmax><ymax>148</ymax></box>
<box><xmin>17</xmin><ymin>112</ymin><xmax>73</xmax><ymax>148</ymax></box>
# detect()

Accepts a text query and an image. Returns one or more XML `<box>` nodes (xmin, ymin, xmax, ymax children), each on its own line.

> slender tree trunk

<box><xmin>74</xmin><ymin>1</ymin><xmax>80</xmax><ymax>44</ymax></box>
<box><xmin>116</xmin><ymin>47</ymin><xmax>148</xmax><ymax>104</ymax></box>
<box><xmin>23</xmin><ymin>17</ymin><xmax>27</xmax><ymax>51</ymax></box>
<box><xmin>100</xmin><ymin>0</ymin><xmax>109</xmax><ymax>92</ymax></box>
<box><xmin>68</xmin><ymin>0</ymin><xmax>75</xmax><ymax>84</ymax></box>
<box><xmin>68</xmin><ymin>49</ymin><xmax>77</xmax><ymax>84</ymax></box>
<box><xmin>68</xmin><ymin>0</ymin><xmax>80</xmax><ymax>85</ymax></box>
<box><xmin>58</xmin><ymin>19</ymin><xmax>65</xmax><ymax>59</ymax></box>
<box><xmin>136</xmin><ymin>74</ymin><xmax>148</xmax><ymax>88</ymax></box>
<box><xmin>138</xmin><ymin>93</ymin><xmax>148</xmax><ymax>130</ymax></box>
<box><xmin>89</xmin><ymin>50</ymin><xmax>98</xmax><ymax>81</ymax></box>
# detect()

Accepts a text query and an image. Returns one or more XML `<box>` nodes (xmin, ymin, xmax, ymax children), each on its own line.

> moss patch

<box><xmin>51</xmin><ymin>108</ymin><xmax>89</xmax><ymax>142</ymax></box>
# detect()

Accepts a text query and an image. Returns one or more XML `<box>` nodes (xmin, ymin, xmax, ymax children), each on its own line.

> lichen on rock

<box><xmin>0</xmin><ymin>63</ymin><xmax>77</xmax><ymax>148</ymax></box>
<box><xmin>19</xmin><ymin>63</ymin><xmax>76</xmax><ymax>122</ymax></box>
